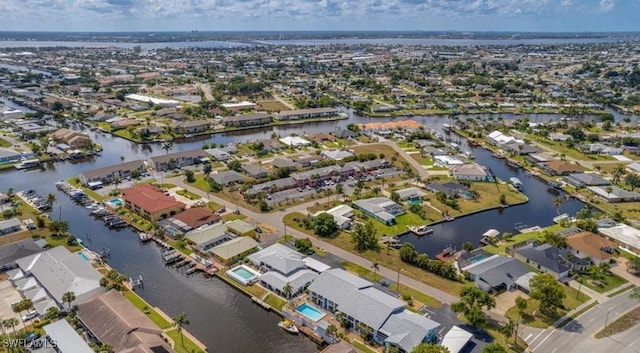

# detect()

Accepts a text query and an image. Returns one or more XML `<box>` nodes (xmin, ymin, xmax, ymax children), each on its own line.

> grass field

<box><xmin>165</xmin><ymin>329</ymin><xmax>205</xmax><ymax>353</ymax></box>
<box><xmin>505</xmin><ymin>285</ymin><xmax>591</xmax><ymax>328</ymax></box>
<box><xmin>284</xmin><ymin>212</ymin><xmax>465</xmax><ymax>296</ymax></box>
<box><xmin>0</xmin><ymin>137</ymin><xmax>11</xmax><ymax>147</ymax></box>
<box><xmin>483</xmin><ymin>224</ymin><xmax>565</xmax><ymax>254</ymax></box>
<box><xmin>581</xmin><ymin>272</ymin><xmax>628</xmax><ymax>294</ymax></box>
<box><xmin>263</xmin><ymin>293</ymin><xmax>287</xmax><ymax>312</ymax></box>
<box><xmin>258</xmin><ymin>100</ymin><xmax>290</xmax><ymax>112</ymax></box>
<box><xmin>176</xmin><ymin>189</ymin><xmax>202</xmax><ymax>200</ymax></box>
<box><xmin>123</xmin><ymin>290</ymin><xmax>172</xmax><ymax>329</ymax></box>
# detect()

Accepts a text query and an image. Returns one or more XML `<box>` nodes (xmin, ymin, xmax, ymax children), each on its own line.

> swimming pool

<box><xmin>226</xmin><ymin>265</ymin><xmax>260</xmax><ymax>286</ymax></box>
<box><xmin>296</xmin><ymin>303</ymin><xmax>325</xmax><ymax>322</ymax></box>
<box><xmin>469</xmin><ymin>253</ymin><xmax>488</xmax><ymax>264</ymax></box>
<box><xmin>110</xmin><ymin>198</ymin><xmax>123</xmax><ymax>206</ymax></box>
<box><xmin>407</xmin><ymin>199</ymin><xmax>422</xmax><ymax>205</ymax></box>
<box><xmin>78</xmin><ymin>252</ymin><xmax>90</xmax><ymax>262</ymax></box>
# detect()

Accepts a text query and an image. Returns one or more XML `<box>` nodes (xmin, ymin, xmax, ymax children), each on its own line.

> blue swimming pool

<box><xmin>296</xmin><ymin>303</ymin><xmax>325</xmax><ymax>322</ymax></box>
<box><xmin>407</xmin><ymin>199</ymin><xmax>422</xmax><ymax>205</ymax></box>
<box><xmin>233</xmin><ymin>267</ymin><xmax>255</xmax><ymax>280</ymax></box>
<box><xmin>110</xmin><ymin>198</ymin><xmax>123</xmax><ymax>206</ymax></box>
<box><xmin>226</xmin><ymin>265</ymin><xmax>260</xmax><ymax>286</ymax></box>
<box><xmin>78</xmin><ymin>252</ymin><xmax>90</xmax><ymax>261</ymax></box>
<box><xmin>469</xmin><ymin>253</ymin><xmax>488</xmax><ymax>264</ymax></box>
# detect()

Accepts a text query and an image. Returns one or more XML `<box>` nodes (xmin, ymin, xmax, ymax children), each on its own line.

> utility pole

<box><xmin>604</xmin><ymin>309</ymin><xmax>610</xmax><ymax>330</ymax></box>
<box><xmin>396</xmin><ymin>266</ymin><xmax>402</xmax><ymax>292</ymax></box>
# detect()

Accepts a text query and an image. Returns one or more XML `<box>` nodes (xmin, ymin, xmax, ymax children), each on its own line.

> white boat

<box><xmin>278</xmin><ymin>320</ymin><xmax>299</xmax><ymax>334</ymax></box>
<box><xmin>15</xmin><ymin>158</ymin><xmax>40</xmax><ymax>170</ymax></box>
<box><xmin>510</xmin><ymin>177</ymin><xmax>523</xmax><ymax>190</ymax></box>
<box><xmin>408</xmin><ymin>225</ymin><xmax>434</xmax><ymax>236</ymax></box>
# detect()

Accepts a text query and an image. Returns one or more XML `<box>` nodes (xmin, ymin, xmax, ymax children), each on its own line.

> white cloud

<box><xmin>599</xmin><ymin>0</ymin><xmax>615</xmax><ymax>12</ymax></box>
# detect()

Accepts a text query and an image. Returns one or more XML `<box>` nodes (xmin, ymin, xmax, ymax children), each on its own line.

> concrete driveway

<box><xmin>494</xmin><ymin>290</ymin><xmax>528</xmax><ymax>316</ymax></box>
<box><xmin>0</xmin><ymin>280</ymin><xmax>23</xmax><ymax>322</ymax></box>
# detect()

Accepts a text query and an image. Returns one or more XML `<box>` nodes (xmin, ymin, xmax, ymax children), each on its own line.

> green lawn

<box><xmin>165</xmin><ymin>329</ymin><xmax>205</xmax><ymax>353</ymax></box>
<box><xmin>123</xmin><ymin>290</ymin><xmax>172</xmax><ymax>329</ymax></box>
<box><xmin>176</xmin><ymin>189</ymin><xmax>202</xmax><ymax>200</ymax></box>
<box><xmin>0</xmin><ymin>137</ymin><xmax>11</xmax><ymax>147</ymax></box>
<box><xmin>263</xmin><ymin>293</ymin><xmax>287</xmax><ymax>312</ymax></box>
<box><xmin>505</xmin><ymin>285</ymin><xmax>590</xmax><ymax>328</ymax></box>
<box><xmin>581</xmin><ymin>272</ymin><xmax>628</xmax><ymax>294</ymax></box>
<box><xmin>189</xmin><ymin>174</ymin><xmax>212</xmax><ymax>193</ymax></box>
<box><xmin>483</xmin><ymin>224</ymin><xmax>565</xmax><ymax>254</ymax></box>
<box><xmin>284</xmin><ymin>212</ymin><xmax>465</xmax><ymax>296</ymax></box>
<box><xmin>217</xmin><ymin>271</ymin><xmax>267</xmax><ymax>298</ymax></box>
<box><xmin>67</xmin><ymin>177</ymin><xmax>107</xmax><ymax>201</ymax></box>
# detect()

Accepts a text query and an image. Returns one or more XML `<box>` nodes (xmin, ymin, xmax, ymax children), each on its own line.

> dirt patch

<box><xmin>595</xmin><ymin>306</ymin><xmax>640</xmax><ymax>338</ymax></box>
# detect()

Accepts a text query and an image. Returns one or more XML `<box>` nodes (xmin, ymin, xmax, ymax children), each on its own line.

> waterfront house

<box><xmin>42</xmin><ymin>319</ymin><xmax>94</xmax><ymax>353</ymax></box>
<box><xmin>487</xmin><ymin>131</ymin><xmax>518</xmax><ymax>146</ymax></box>
<box><xmin>160</xmin><ymin>207</ymin><xmax>220</xmax><ymax>236</ymax></box>
<box><xmin>12</xmin><ymin>246</ymin><xmax>105</xmax><ymax>313</ymax></box>
<box><xmin>514</xmin><ymin>244</ymin><xmax>587</xmax><ymax>278</ymax></box>
<box><xmin>256</xmin><ymin>138</ymin><xmax>285</xmax><ymax>153</ymax></box>
<box><xmin>434</xmin><ymin>155</ymin><xmax>465</xmax><ymax>166</ymax></box>
<box><xmin>460</xmin><ymin>255</ymin><xmax>533</xmax><ymax>292</ymax></box>
<box><xmin>51</xmin><ymin>128</ymin><xmax>92</xmax><ymax>148</ymax></box>
<box><xmin>566</xmin><ymin>232</ymin><xmax>616</xmax><ymax>265</ymax></box>
<box><xmin>226</xmin><ymin>219</ymin><xmax>256</xmax><ymax>237</ymax></box>
<box><xmin>395</xmin><ymin>187</ymin><xmax>425</xmax><ymax>201</ymax></box>
<box><xmin>587</xmin><ymin>185</ymin><xmax>640</xmax><ymax>203</ymax></box>
<box><xmin>205</xmin><ymin>148</ymin><xmax>231</xmax><ymax>161</ymax></box>
<box><xmin>563</xmin><ymin>173</ymin><xmax>610</xmax><ymax>188</ymax></box>
<box><xmin>148</xmin><ymin>149</ymin><xmax>205</xmax><ymax>171</ymax></box>
<box><xmin>247</xmin><ymin>243</ymin><xmax>319</xmax><ymax>298</ymax></box>
<box><xmin>539</xmin><ymin>160</ymin><xmax>585</xmax><ymax>176</ymax></box>
<box><xmin>449</xmin><ymin>164</ymin><xmax>495</xmax><ymax>182</ymax></box>
<box><xmin>241</xmin><ymin>163</ymin><xmax>269</xmax><ymax>179</ymax></box>
<box><xmin>223</xmin><ymin>113</ymin><xmax>272</xmax><ymax>128</ymax></box>
<box><xmin>332</xmin><ymin>128</ymin><xmax>357</xmax><ymax>139</ymax></box>
<box><xmin>121</xmin><ymin>184</ymin><xmax>186</xmax><ymax>221</ymax></box>
<box><xmin>307</xmin><ymin>133</ymin><xmax>335</xmax><ymax>143</ymax></box>
<box><xmin>174</xmin><ymin>119</ymin><xmax>212</xmax><ymax>134</ymax></box>
<box><xmin>525</xmin><ymin>152</ymin><xmax>554</xmax><ymax>165</ymax></box>
<box><xmin>352</xmin><ymin>197</ymin><xmax>405</xmax><ymax>225</ymax></box>
<box><xmin>308</xmin><ymin>268</ymin><xmax>440</xmax><ymax>353</ymax></box>
<box><xmin>277</xmin><ymin>107</ymin><xmax>339</xmax><ymax>121</ymax></box>
<box><xmin>0</xmin><ymin>238</ymin><xmax>43</xmax><ymax>272</ymax></box>
<box><xmin>0</xmin><ymin>218</ymin><xmax>22</xmax><ymax>236</ymax></box>
<box><xmin>78</xmin><ymin>160</ymin><xmax>146</xmax><ymax>184</ymax></box>
<box><xmin>210</xmin><ymin>236</ymin><xmax>259</xmax><ymax>264</ymax></box>
<box><xmin>579</xmin><ymin>143</ymin><xmax>623</xmax><ymax>155</ymax></box>
<box><xmin>0</xmin><ymin>147</ymin><xmax>22</xmax><ymax>165</ymax></box>
<box><xmin>77</xmin><ymin>290</ymin><xmax>177</xmax><ymax>353</ymax></box>
<box><xmin>280</xmin><ymin>136</ymin><xmax>311</xmax><ymax>147</ymax></box>
<box><xmin>185</xmin><ymin>223</ymin><xmax>233</xmax><ymax>252</ymax></box>
<box><xmin>425</xmin><ymin>182</ymin><xmax>472</xmax><ymax>199</ymax></box>
<box><xmin>209</xmin><ymin>170</ymin><xmax>246</xmax><ymax>186</ymax></box>
<box><xmin>313</xmin><ymin>204</ymin><xmax>355</xmax><ymax>230</ymax></box>
<box><xmin>501</xmin><ymin>142</ymin><xmax>541</xmax><ymax>155</ymax></box>
<box><xmin>598</xmin><ymin>224</ymin><xmax>640</xmax><ymax>253</ymax></box>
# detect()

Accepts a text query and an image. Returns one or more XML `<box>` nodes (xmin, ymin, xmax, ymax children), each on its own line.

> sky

<box><xmin>1</xmin><ymin>0</ymin><xmax>640</xmax><ymax>32</ymax></box>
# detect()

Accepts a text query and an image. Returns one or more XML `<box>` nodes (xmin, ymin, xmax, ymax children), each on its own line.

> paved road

<box><xmin>527</xmin><ymin>288</ymin><xmax>640</xmax><ymax>353</ymax></box>
<box><xmin>376</xmin><ymin>138</ymin><xmax>430</xmax><ymax>180</ymax></box>
<box><xmin>167</xmin><ymin>175</ymin><xmax>458</xmax><ymax>304</ymax></box>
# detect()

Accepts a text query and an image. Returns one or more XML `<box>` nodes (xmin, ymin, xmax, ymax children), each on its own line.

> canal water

<box><xmin>1</xmin><ymin>108</ymin><xmax>636</xmax><ymax>351</ymax></box>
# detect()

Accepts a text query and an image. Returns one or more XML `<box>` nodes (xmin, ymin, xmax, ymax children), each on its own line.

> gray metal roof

<box><xmin>515</xmin><ymin>245</ymin><xmax>586</xmax><ymax>274</ymax></box>
<box><xmin>259</xmin><ymin>269</ymin><xmax>318</xmax><ymax>293</ymax></box>
<box><xmin>381</xmin><ymin>310</ymin><xmax>440</xmax><ymax>353</ymax></box>
<box><xmin>476</xmin><ymin>259</ymin><xmax>532</xmax><ymax>290</ymax></box>
<box><xmin>0</xmin><ymin>238</ymin><xmax>42</xmax><ymax>268</ymax></box>
<box><xmin>247</xmin><ymin>243</ymin><xmax>306</xmax><ymax>275</ymax></box>
<box><xmin>0</xmin><ymin>217</ymin><xmax>22</xmax><ymax>231</ymax></box>
<box><xmin>44</xmin><ymin>319</ymin><xmax>94</xmax><ymax>353</ymax></box>
<box><xmin>15</xmin><ymin>246</ymin><xmax>104</xmax><ymax>306</ymax></box>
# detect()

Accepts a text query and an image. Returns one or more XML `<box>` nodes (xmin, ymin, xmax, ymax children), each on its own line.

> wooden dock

<box><xmin>251</xmin><ymin>296</ymin><xmax>272</xmax><ymax>311</ymax></box>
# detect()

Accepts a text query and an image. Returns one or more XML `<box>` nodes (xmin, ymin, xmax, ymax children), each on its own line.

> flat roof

<box><xmin>44</xmin><ymin>319</ymin><xmax>94</xmax><ymax>353</ymax></box>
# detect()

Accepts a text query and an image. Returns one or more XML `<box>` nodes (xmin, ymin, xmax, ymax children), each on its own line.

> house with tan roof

<box><xmin>121</xmin><ymin>184</ymin><xmax>185</xmax><ymax>221</ymax></box>
<box><xmin>539</xmin><ymin>160</ymin><xmax>585</xmax><ymax>176</ymax></box>
<box><xmin>77</xmin><ymin>290</ymin><xmax>177</xmax><ymax>353</ymax></box>
<box><xmin>566</xmin><ymin>232</ymin><xmax>617</xmax><ymax>264</ymax></box>
<box><xmin>51</xmin><ymin>128</ymin><xmax>92</xmax><ymax>148</ymax></box>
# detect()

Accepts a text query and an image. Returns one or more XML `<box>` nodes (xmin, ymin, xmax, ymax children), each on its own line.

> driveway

<box><xmin>494</xmin><ymin>290</ymin><xmax>527</xmax><ymax>316</ymax></box>
<box><xmin>0</xmin><ymin>280</ymin><xmax>23</xmax><ymax>322</ymax></box>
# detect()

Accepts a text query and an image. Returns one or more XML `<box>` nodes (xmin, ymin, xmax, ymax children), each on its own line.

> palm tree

<box><xmin>612</xmin><ymin>165</ymin><xmax>626</xmax><ymax>185</ymax></box>
<box><xmin>6</xmin><ymin>187</ymin><xmax>14</xmax><ymax>201</ymax></box>
<box><xmin>501</xmin><ymin>318</ymin><xmax>516</xmax><ymax>343</ymax></box>
<box><xmin>282</xmin><ymin>282</ymin><xmax>293</xmax><ymax>298</ymax></box>
<box><xmin>14</xmin><ymin>298</ymin><xmax>33</xmax><ymax>330</ymax></box>
<box><xmin>371</xmin><ymin>262</ymin><xmax>380</xmax><ymax>281</ymax></box>
<box><xmin>3</xmin><ymin>318</ymin><xmax>18</xmax><ymax>333</ymax></box>
<box><xmin>335</xmin><ymin>183</ymin><xmax>344</xmax><ymax>200</ymax></box>
<box><xmin>172</xmin><ymin>313</ymin><xmax>190</xmax><ymax>348</ymax></box>
<box><xmin>46</xmin><ymin>192</ymin><xmax>56</xmax><ymax>208</ymax></box>
<box><xmin>552</xmin><ymin>196</ymin><xmax>564</xmax><ymax>215</ymax></box>
<box><xmin>372</xmin><ymin>186</ymin><xmax>381</xmax><ymax>196</ymax></box>
<box><xmin>62</xmin><ymin>291</ymin><xmax>76</xmax><ymax>311</ymax></box>
<box><xmin>162</xmin><ymin>140</ymin><xmax>174</xmax><ymax>155</ymax></box>
<box><xmin>120</xmin><ymin>155</ymin><xmax>125</xmax><ymax>164</ymax></box>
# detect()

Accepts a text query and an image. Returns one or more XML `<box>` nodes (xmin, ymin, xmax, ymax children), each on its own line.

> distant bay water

<box><xmin>0</xmin><ymin>35</ymin><xmax>637</xmax><ymax>49</ymax></box>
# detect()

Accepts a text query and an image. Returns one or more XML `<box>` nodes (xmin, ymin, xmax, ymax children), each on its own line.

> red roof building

<box><xmin>121</xmin><ymin>184</ymin><xmax>185</xmax><ymax>221</ymax></box>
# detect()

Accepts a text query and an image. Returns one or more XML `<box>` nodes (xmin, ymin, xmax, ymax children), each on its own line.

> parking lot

<box><xmin>0</xmin><ymin>279</ymin><xmax>24</xmax><ymax>322</ymax></box>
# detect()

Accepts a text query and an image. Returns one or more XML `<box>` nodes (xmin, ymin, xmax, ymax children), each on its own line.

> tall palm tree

<box><xmin>46</xmin><ymin>193</ymin><xmax>56</xmax><ymax>208</ymax></box>
<box><xmin>501</xmin><ymin>318</ymin><xmax>516</xmax><ymax>343</ymax></box>
<box><xmin>612</xmin><ymin>165</ymin><xmax>626</xmax><ymax>185</ymax></box>
<box><xmin>3</xmin><ymin>318</ymin><xmax>18</xmax><ymax>333</ymax></box>
<box><xmin>371</xmin><ymin>262</ymin><xmax>380</xmax><ymax>281</ymax></box>
<box><xmin>552</xmin><ymin>196</ymin><xmax>564</xmax><ymax>215</ymax></box>
<box><xmin>62</xmin><ymin>291</ymin><xmax>76</xmax><ymax>311</ymax></box>
<box><xmin>172</xmin><ymin>313</ymin><xmax>190</xmax><ymax>347</ymax></box>
<box><xmin>120</xmin><ymin>155</ymin><xmax>125</xmax><ymax>164</ymax></box>
<box><xmin>6</xmin><ymin>187</ymin><xmax>14</xmax><ymax>201</ymax></box>
<box><xmin>161</xmin><ymin>140</ymin><xmax>174</xmax><ymax>155</ymax></box>
<box><xmin>282</xmin><ymin>282</ymin><xmax>293</xmax><ymax>298</ymax></box>
<box><xmin>14</xmin><ymin>298</ymin><xmax>33</xmax><ymax>330</ymax></box>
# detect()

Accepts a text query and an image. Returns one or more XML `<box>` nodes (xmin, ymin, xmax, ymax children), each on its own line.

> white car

<box><xmin>22</xmin><ymin>310</ymin><xmax>38</xmax><ymax>321</ymax></box>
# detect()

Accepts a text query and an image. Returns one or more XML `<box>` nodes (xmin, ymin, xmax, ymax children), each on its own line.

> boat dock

<box><xmin>251</xmin><ymin>296</ymin><xmax>272</xmax><ymax>311</ymax></box>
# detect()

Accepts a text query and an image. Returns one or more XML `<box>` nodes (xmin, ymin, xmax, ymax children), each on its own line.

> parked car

<box><xmin>255</xmin><ymin>227</ymin><xmax>263</xmax><ymax>233</ymax></box>
<box><xmin>22</xmin><ymin>310</ymin><xmax>38</xmax><ymax>321</ymax></box>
